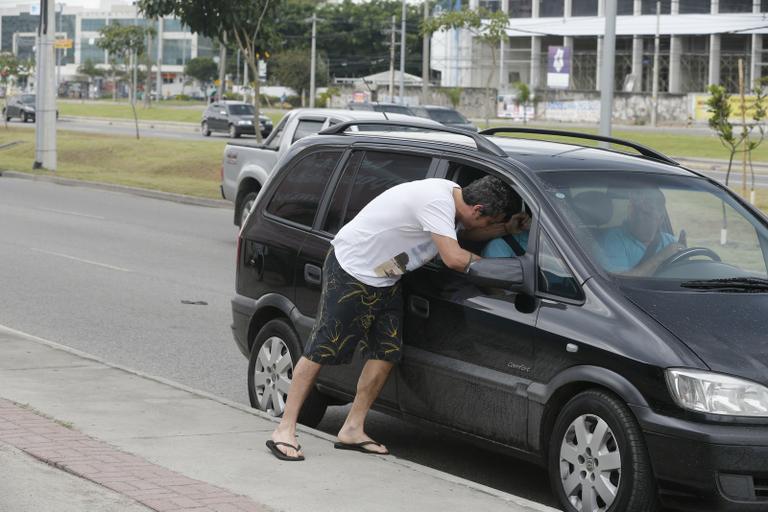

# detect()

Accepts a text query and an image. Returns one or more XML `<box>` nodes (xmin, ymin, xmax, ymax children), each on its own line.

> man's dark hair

<box><xmin>462</xmin><ymin>175</ymin><xmax>515</xmax><ymax>218</ymax></box>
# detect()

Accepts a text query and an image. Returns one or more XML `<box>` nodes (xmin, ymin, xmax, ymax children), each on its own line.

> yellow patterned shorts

<box><xmin>303</xmin><ymin>250</ymin><xmax>403</xmax><ymax>365</ymax></box>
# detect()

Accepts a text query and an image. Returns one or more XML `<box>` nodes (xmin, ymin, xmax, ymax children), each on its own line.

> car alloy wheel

<box><xmin>549</xmin><ymin>390</ymin><xmax>656</xmax><ymax>512</ymax></box>
<box><xmin>251</xmin><ymin>335</ymin><xmax>293</xmax><ymax>417</ymax></box>
<box><xmin>229</xmin><ymin>124</ymin><xmax>239</xmax><ymax>138</ymax></box>
<box><xmin>559</xmin><ymin>414</ymin><xmax>621</xmax><ymax>512</ymax></box>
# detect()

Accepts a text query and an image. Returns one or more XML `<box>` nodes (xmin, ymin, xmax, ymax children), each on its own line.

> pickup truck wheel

<box><xmin>229</xmin><ymin>124</ymin><xmax>240</xmax><ymax>138</ymax></box>
<box><xmin>201</xmin><ymin>121</ymin><xmax>211</xmax><ymax>136</ymax></box>
<box><xmin>238</xmin><ymin>191</ymin><xmax>259</xmax><ymax>227</ymax></box>
<box><xmin>247</xmin><ymin>318</ymin><xmax>328</xmax><ymax>427</ymax></box>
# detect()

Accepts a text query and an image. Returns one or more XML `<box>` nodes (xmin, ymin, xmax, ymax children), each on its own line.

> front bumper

<box><xmin>632</xmin><ymin>405</ymin><xmax>768</xmax><ymax>511</ymax></box>
<box><xmin>233</xmin><ymin>124</ymin><xmax>272</xmax><ymax>137</ymax></box>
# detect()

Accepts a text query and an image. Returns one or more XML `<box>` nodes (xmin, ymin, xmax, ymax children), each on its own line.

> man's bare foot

<box><xmin>337</xmin><ymin>426</ymin><xmax>388</xmax><ymax>454</ymax></box>
<box><xmin>270</xmin><ymin>425</ymin><xmax>303</xmax><ymax>459</ymax></box>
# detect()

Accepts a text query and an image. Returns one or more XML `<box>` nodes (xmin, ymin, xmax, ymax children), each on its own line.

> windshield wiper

<box><xmin>680</xmin><ymin>277</ymin><xmax>768</xmax><ymax>292</ymax></box>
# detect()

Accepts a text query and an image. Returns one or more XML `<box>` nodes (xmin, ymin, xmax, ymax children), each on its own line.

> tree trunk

<box><xmin>144</xmin><ymin>30</ymin><xmax>153</xmax><ymax>108</ymax></box>
<box><xmin>113</xmin><ymin>71</ymin><xmax>117</xmax><ymax>101</ymax></box>
<box><xmin>485</xmin><ymin>46</ymin><xmax>497</xmax><ymax>129</ymax></box>
<box><xmin>247</xmin><ymin>54</ymin><xmax>262</xmax><ymax>143</ymax></box>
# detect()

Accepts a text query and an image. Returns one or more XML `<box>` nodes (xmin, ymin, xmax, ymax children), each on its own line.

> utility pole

<box><xmin>308</xmin><ymin>13</ymin><xmax>318</xmax><ymax>108</ymax></box>
<box><xmin>55</xmin><ymin>2</ymin><xmax>62</xmax><ymax>91</ymax></box>
<box><xmin>155</xmin><ymin>17</ymin><xmax>162</xmax><ymax>101</ymax></box>
<box><xmin>217</xmin><ymin>35</ymin><xmax>226</xmax><ymax>103</ymax></box>
<box><xmin>34</xmin><ymin>0</ymin><xmax>56</xmax><ymax>171</ymax></box>
<box><xmin>650</xmin><ymin>0</ymin><xmax>660</xmax><ymax>126</ymax></box>
<box><xmin>422</xmin><ymin>0</ymin><xmax>429</xmax><ymax>103</ymax></box>
<box><xmin>389</xmin><ymin>14</ymin><xmax>396</xmax><ymax>100</ymax></box>
<box><xmin>599</xmin><ymin>0</ymin><xmax>617</xmax><ymax>138</ymax></box>
<box><xmin>399</xmin><ymin>0</ymin><xmax>406</xmax><ymax>104</ymax></box>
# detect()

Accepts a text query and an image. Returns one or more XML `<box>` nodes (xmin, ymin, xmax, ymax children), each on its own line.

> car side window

<box><xmin>292</xmin><ymin>119</ymin><xmax>326</xmax><ymax>143</ymax></box>
<box><xmin>322</xmin><ymin>151</ymin><xmax>432</xmax><ymax>234</ymax></box>
<box><xmin>266</xmin><ymin>150</ymin><xmax>342</xmax><ymax>227</ymax></box>
<box><xmin>265</xmin><ymin>115</ymin><xmax>288</xmax><ymax>149</ymax></box>
<box><xmin>537</xmin><ymin>230</ymin><xmax>583</xmax><ymax>301</ymax></box>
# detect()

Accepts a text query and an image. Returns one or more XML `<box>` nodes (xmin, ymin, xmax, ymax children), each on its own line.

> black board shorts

<box><xmin>303</xmin><ymin>250</ymin><xmax>404</xmax><ymax>365</ymax></box>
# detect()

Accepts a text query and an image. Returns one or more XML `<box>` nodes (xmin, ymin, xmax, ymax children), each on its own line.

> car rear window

<box><xmin>428</xmin><ymin>109</ymin><xmax>467</xmax><ymax>124</ymax></box>
<box><xmin>266</xmin><ymin>150</ymin><xmax>342</xmax><ymax>227</ymax></box>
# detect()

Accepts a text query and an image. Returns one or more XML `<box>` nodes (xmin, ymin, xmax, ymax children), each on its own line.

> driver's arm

<box><xmin>432</xmin><ymin>234</ymin><xmax>481</xmax><ymax>272</ymax></box>
<box><xmin>622</xmin><ymin>242</ymin><xmax>685</xmax><ymax>277</ymax></box>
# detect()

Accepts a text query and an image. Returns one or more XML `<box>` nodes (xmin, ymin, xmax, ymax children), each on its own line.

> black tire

<box><xmin>229</xmin><ymin>124</ymin><xmax>240</xmax><ymax>138</ymax></box>
<box><xmin>201</xmin><ymin>120</ymin><xmax>211</xmax><ymax>136</ymax></box>
<box><xmin>22</xmin><ymin>113</ymin><xmax>29</xmax><ymax>123</ymax></box>
<box><xmin>236</xmin><ymin>190</ymin><xmax>259</xmax><ymax>227</ymax></box>
<box><xmin>247</xmin><ymin>318</ymin><xmax>328</xmax><ymax>428</ymax></box>
<box><xmin>548</xmin><ymin>389</ymin><xmax>656</xmax><ymax>512</ymax></box>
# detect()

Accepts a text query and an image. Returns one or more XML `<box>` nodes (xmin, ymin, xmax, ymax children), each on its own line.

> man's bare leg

<box><xmin>270</xmin><ymin>356</ymin><xmax>322</xmax><ymax>458</ymax></box>
<box><xmin>337</xmin><ymin>359</ymin><xmax>394</xmax><ymax>454</ymax></box>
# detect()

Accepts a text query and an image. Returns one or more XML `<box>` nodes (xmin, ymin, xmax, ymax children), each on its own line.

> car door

<box><xmin>397</xmin><ymin>161</ymin><xmax>542</xmax><ymax>449</ymax></box>
<box><xmin>298</xmin><ymin>147</ymin><xmax>437</xmax><ymax>408</ymax></box>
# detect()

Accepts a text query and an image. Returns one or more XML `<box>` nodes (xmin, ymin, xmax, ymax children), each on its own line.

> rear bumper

<box><xmin>632</xmin><ymin>405</ymin><xmax>768</xmax><ymax>511</ymax></box>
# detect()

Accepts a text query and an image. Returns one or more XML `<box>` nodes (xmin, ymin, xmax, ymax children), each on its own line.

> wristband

<box><xmin>464</xmin><ymin>253</ymin><xmax>474</xmax><ymax>273</ymax></box>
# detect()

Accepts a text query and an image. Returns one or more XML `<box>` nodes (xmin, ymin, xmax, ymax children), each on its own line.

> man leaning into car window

<box><xmin>267</xmin><ymin>176</ymin><xmax>516</xmax><ymax>461</ymax></box>
<box><xmin>597</xmin><ymin>188</ymin><xmax>684</xmax><ymax>276</ymax></box>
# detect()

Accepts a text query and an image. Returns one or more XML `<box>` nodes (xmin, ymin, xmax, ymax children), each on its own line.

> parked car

<box><xmin>201</xmin><ymin>101</ymin><xmax>273</xmax><ymax>139</ymax></box>
<box><xmin>220</xmin><ymin>108</ymin><xmax>441</xmax><ymax>226</ymax></box>
<box><xmin>3</xmin><ymin>94</ymin><xmax>58</xmax><ymax>122</ymax></box>
<box><xmin>347</xmin><ymin>102</ymin><xmax>416</xmax><ymax>116</ymax></box>
<box><xmin>410</xmin><ymin>104</ymin><xmax>477</xmax><ymax>132</ymax></box>
<box><xmin>233</xmin><ymin>122</ymin><xmax>768</xmax><ymax>512</ymax></box>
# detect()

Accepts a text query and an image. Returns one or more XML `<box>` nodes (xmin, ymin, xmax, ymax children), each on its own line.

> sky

<box><xmin>0</xmin><ymin>0</ymin><xmax>132</xmax><ymax>8</ymax></box>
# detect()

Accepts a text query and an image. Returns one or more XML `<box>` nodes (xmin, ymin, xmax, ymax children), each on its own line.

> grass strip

<box><xmin>0</xmin><ymin>127</ymin><xmax>226</xmax><ymax>199</ymax></box>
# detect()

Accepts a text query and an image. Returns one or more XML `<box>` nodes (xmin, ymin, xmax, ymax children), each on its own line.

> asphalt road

<box><xmin>0</xmin><ymin>178</ymin><xmax>560</xmax><ymax>509</ymax></box>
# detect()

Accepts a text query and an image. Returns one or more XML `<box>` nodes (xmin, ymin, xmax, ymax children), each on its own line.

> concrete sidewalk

<box><xmin>0</xmin><ymin>325</ymin><xmax>558</xmax><ymax>512</ymax></box>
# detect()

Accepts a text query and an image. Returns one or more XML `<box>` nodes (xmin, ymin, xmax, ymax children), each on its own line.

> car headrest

<box><xmin>572</xmin><ymin>190</ymin><xmax>613</xmax><ymax>227</ymax></box>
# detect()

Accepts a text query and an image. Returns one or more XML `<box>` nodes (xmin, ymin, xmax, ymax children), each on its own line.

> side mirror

<box><xmin>466</xmin><ymin>258</ymin><xmax>524</xmax><ymax>289</ymax></box>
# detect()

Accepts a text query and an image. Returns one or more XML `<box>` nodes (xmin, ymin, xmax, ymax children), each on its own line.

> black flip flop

<box><xmin>266</xmin><ymin>440</ymin><xmax>305</xmax><ymax>461</ymax></box>
<box><xmin>333</xmin><ymin>440</ymin><xmax>390</xmax><ymax>455</ymax></box>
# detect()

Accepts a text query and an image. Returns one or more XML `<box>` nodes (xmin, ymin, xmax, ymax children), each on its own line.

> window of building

<box><xmin>266</xmin><ymin>151</ymin><xmax>342</xmax><ymax>228</ymax></box>
<box><xmin>162</xmin><ymin>39</ymin><xmax>192</xmax><ymax>65</ymax></box>
<box><xmin>1</xmin><ymin>14</ymin><xmax>38</xmax><ymax>53</ymax></box>
<box><xmin>572</xmin><ymin>0</ymin><xmax>597</xmax><ymax>16</ymax></box>
<box><xmin>507</xmin><ymin>0</ymin><xmax>532</xmax><ymax>17</ymax></box>
<box><xmin>163</xmin><ymin>18</ymin><xmax>187</xmax><ymax>32</ymax></box>
<box><xmin>763</xmin><ymin>0</ymin><xmax>768</xmax><ymax>12</ymax></box>
<box><xmin>537</xmin><ymin>231</ymin><xmax>582</xmax><ymax>301</ymax></box>
<box><xmin>81</xmin><ymin>18</ymin><xmax>106</xmax><ymax>31</ymax></box>
<box><xmin>80</xmin><ymin>37</ymin><xmax>105</xmax><ymax>64</ymax></box>
<box><xmin>479</xmin><ymin>0</ymin><xmax>502</xmax><ymax>11</ymax></box>
<box><xmin>720</xmin><ymin>0</ymin><xmax>753</xmax><ymax>12</ymax></box>
<box><xmin>641</xmin><ymin>0</ymin><xmax>671</xmax><ymax>15</ymax></box>
<box><xmin>540</xmin><ymin>0</ymin><xmax>565</xmax><ymax>17</ymax></box>
<box><xmin>679</xmin><ymin>0</ymin><xmax>711</xmax><ymax>13</ymax></box>
<box><xmin>322</xmin><ymin>151</ymin><xmax>432</xmax><ymax>234</ymax></box>
<box><xmin>617</xmin><ymin>0</ymin><xmax>634</xmax><ymax>14</ymax></box>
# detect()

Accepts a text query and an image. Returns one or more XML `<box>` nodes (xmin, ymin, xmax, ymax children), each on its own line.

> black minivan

<box><xmin>231</xmin><ymin>121</ymin><xmax>768</xmax><ymax>512</ymax></box>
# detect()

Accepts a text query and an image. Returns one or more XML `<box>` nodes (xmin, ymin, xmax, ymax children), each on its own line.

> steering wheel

<box><xmin>655</xmin><ymin>246</ymin><xmax>721</xmax><ymax>275</ymax></box>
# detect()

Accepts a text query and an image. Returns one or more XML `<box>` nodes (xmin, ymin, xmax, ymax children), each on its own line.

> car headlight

<box><xmin>238</xmin><ymin>120</ymin><xmax>252</xmax><ymax>125</ymax></box>
<box><xmin>666</xmin><ymin>368</ymin><xmax>768</xmax><ymax>417</ymax></box>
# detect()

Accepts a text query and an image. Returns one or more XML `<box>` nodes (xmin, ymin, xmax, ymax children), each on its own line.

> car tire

<box><xmin>229</xmin><ymin>124</ymin><xmax>240</xmax><ymax>138</ymax></box>
<box><xmin>247</xmin><ymin>318</ymin><xmax>328</xmax><ymax>428</ymax></box>
<box><xmin>201</xmin><ymin>121</ymin><xmax>211</xmax><ymax>137</ymax></box>
<box><xmin>22</xmin><ymin>113</ymin><xmax>29</xmax><ymax>123</ymax></box>
<box><xmin>548</xmin><ymin>389</ymin><xmax>656</xmax><ymax>512</ymax></box>
<box><xmin>236</xmin><ymin>190</ymin><xmax>259</xmax><ymax>227</ymax></box>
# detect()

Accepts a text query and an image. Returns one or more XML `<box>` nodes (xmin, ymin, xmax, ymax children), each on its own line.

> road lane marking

<box><xmin>29</xmin><ymin>248</ymin><xmax>131</xmax><ymax>273</ymax></box>
<box><xmin>34</xmin><ymin>207</ymin><xmax>105</xmax><ymax>220</ymax></box>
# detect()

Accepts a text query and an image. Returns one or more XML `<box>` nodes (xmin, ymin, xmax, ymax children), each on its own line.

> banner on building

<box><xmin>691</xmin><ymin>94</ymin><xmax>762</xmax><ymax>123</ymax></box>
<box><xmin>547</xmin><ymin>46</ymin><xmax>571</xmax><ymax>89</ymax></box>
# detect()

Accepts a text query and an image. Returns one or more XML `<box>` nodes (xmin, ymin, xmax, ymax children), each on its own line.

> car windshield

<box><xmin>428</xmin><ymin>109</ymin><xmax>467</xmax><ymax>124</ymax></box>
<box><xmin>541</xmin><ymin>171</ymin><xmax>768</xmax><ymax>285</ymax></box>
<box><xmin>228</xmin><ymin>104</ymin><xmax>254</xmax><ymax>116</ymax></box>
<box><xmin>20</xmin><ymin>95</ymin><xmax>35</xmax><ymax>104</ymax></box>
<box><xmin>373</xmin><ymin>105</ymin><xmax>413</xmax><ymax>116</ymax></box>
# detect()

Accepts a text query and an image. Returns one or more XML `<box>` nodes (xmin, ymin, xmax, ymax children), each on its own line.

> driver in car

<box><xmin>598</xmin><ymin>188</ymin><xmax>685</xmax><ymax>276</ymax></box>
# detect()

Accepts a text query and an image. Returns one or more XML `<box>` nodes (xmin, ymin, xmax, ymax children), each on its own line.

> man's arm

<box><xmin>621</xmin><ymin>242</ymin><xmax>685</xmax><ymax>277</ymax></box>
<box><xmin>432</xmin><ymin>233</ymin><xmax>481</xmax><ymax>272</ymax></box>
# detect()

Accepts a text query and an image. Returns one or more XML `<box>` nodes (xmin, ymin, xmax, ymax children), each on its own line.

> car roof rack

<box><xmin>319</xmin><ymin>120</ymin><xmax>507</xmax><ymax>157</ymax></box>
<box><xmin>479</xmin><ymin>127</ymin><xmax>679</xmax><ymax>166</ymax></box>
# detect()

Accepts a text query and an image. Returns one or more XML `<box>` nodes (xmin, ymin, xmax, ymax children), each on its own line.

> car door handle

<box><xmin>304</xmin><ymin>264</ymin><xmax>322</xmax><ymax>286</ymax></box>
<box><xmin>409</xmin><ymin>295</ymin><xmax>430</xmax><ymax>319</ymax></box>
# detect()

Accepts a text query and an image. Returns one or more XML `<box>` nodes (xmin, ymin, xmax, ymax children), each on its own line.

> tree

<box><xmin>138</xmin><ymin>0</ymin><xmax>281</xmax><ymax>142</ymax></box>
<box><xmin>1</xmin><ymin>52</ymin><xmax>20</xmax><ymax>128</ymax></box>
<box><xmin>98</xmin><ymin>23</ymin><xmax>151</xmax><ymax>138</ymax></box>
<box><xmin>270</xmin><ymin>48</ymin><xmax>328</xmax><ymax>103</ymax></box>
<box><xmin>423</xmin><ymin>7</ymin><xmax>508</xmax><ymax>128</ymax></box>
<box><xmin>512</xmin><ymin>81</ymin><xmax>531</xmax><ymax>124</ymax></box>
<box><xmin>185</xmin><ymin>57</ymin><xmax>218</xmax><ymax>97</ymax></box>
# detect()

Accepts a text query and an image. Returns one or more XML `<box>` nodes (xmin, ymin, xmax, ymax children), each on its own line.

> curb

<box><xmin>0</xmin><ymin>323</ymin><xmax>559</xmax><ymax>512</ymax></box>
<box><xmin>0</xmin><ymin>170</ymin><xmax>232</xmax><ymax>209</ymax></box>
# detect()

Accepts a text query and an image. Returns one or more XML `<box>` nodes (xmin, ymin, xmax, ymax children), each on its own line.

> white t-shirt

<box><xmin>332</xmin><ymin>178</ymin><xmax>459</xmax><ymax>287</ymax></box>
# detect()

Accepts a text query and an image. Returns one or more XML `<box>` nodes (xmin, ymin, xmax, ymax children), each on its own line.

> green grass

<box><xmin>57</xmin><ymin>102</ymin><xmax>206</xmax><ymax>123</ymax></box>
<box><xmin>484</xmin><ymin>120</ymin><xmax>768</xmax><ymax>163</ymax></box>
<box><xmin>0</xmin><ymin>127</ymin><xmax>226</xmax><ymax>198</ymax></box>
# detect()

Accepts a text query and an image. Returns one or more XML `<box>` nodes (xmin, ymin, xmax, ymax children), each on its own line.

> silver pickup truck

<box><xmin>220</xmin><ymin>108</ymin><xmax>439</xmax><ymax>226</ymax></box>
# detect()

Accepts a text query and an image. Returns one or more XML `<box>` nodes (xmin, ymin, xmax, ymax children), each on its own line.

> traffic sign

<box><xmin>54</xmin><ymin>39</ymin><xmax>73</xmax><ymax>49</ymax></box>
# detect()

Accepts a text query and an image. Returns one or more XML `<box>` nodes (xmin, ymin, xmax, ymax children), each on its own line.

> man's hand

<box><xmin>505</xmin><ymin>212</ymin><xmax>531</xmax><ymax>236</ymax></box>
<box><xmin>623</xmin><ymin>242</ymin><xmax>685</xmax><ymax>277</ymax></box>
